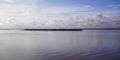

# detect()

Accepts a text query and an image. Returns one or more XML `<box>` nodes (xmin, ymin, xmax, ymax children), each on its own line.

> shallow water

<box><xmin>0</xmin><ymin>30</ymin><xmax>120</xmax><ymax>60</ymax></box>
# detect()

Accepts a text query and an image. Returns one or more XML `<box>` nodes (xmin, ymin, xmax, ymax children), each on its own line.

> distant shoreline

<box><xmin>24</xmin><ymin>28</ymin><xmax>120</xmax><ymax>31</ymax></box>
<box><xmin>24</xmin><ymin>29</ymin><xmax>83</xmax><ymax>31</ymax></box>
<box><xmin>0</xmin><ymin>28</ymin><xmax>120</xmax><ymax>31</ymax></box>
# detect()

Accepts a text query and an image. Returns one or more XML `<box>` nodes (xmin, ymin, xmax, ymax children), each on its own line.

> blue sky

<box><xmin>38</xmin><ymin>0</ymin><xmax>120</xmax><ymax>10</ymax></box>
<box><xmin>0</xmin><ymin>0</ymin><xmax>120</xmax><ymax>28</ymax></box>
<box><xmin>0</xmin><ymin>0</ymin><xmax>120</xmax><ymax>18</ymax></box>
<box><xmin>36</xmin><ymin>0</ymin><xmax>120</xmax><ymax>16</ymax></box>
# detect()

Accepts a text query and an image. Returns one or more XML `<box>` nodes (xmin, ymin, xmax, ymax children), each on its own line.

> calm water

<box><xmin>0</xmin><ymin>30</ymin><xmax>120</xmax><ymax>60</ymax></box>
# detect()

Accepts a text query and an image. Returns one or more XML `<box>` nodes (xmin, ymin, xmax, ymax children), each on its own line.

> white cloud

<box><xmin>40</xmin><ymin>13</ymin><xmax>120</xmax><ymax>28</ymax></box>
<box><xmin>0</xmin><ymin>0</ymin><xmax>119</xmax><ymax>28</ymax></box>
<box><xmin>0</xmin><ymin>0</ymin><xmax>40</xmax><ymax>4</ymax></box>
<box><xmin>0</xmin><ymin>11</ymin><xmax>120</xmax><ymax>28</ymax></box>
<box><xmin>108</xmin><ymin>4</ymin><xmax>120</xmax><ymax>9</ymax></box>
<box><xmin>39</xmin><ymin>5</ymin><xmax>93</xmax><ymax>15</ymax></box>
<box><xmin>0</xmin><ymin>0</ymin><xmax>17</xmax><ymax>3</ymax></box>
<box><xmin>0</xmin><ymin>0</ymin><xmax>94</xmax><ymax>28</ymax></box>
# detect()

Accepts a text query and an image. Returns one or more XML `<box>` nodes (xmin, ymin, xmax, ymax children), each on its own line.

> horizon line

<box><xmin>0</xmin><ymin>28</ymin><xmax>120</xmax><ymax>31</ymax></box>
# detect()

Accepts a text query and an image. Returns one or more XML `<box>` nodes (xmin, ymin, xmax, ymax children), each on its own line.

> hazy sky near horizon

<box><xmin>0</xmin><ymin>0</ymin><xmax>120</xmax><ymax>28</ymax></box>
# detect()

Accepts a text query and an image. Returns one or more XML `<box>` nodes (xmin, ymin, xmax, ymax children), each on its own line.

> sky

<box><xmin>0</xmin><ymin>0</ymin><xmax>120</xmax><ymax>28</ymax></box>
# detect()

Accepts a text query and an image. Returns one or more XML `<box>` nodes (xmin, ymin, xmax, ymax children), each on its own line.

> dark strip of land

<box><xmin>24</xmin><ymin>29</ymin><xmax>83</xmax><ymax>31</ymax></box>
<box><xmin>24</xmin><ymin>28</ymin><xmax>120</xmax><ymax>31</ymax></box>
<box><xmin>0</xmin><ymin>28</ymin><xmax>120</xmax><ymax>31</ymax></box>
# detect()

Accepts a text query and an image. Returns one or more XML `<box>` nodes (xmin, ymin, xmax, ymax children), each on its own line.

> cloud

<box><xmin>0</xmin><ymin>0</ymin><xmax>40</xmax><ymax>4</ymax></box>
<box><xmin>0</xmin><ymin>0</ymin><xmax>119</xmax><ymax>28</ymax></box>
<box><xmin>39</xmin><ymin>13</ymin><xmax>120</xmax><ymax>28</ymax></box>
<box><xmin>33</xmin><ymin>4</ymin><xmax>93</xmax><ymax>17</ymax></box>
<box><xmin>9</xmin><ymin>14</ymin><xmax>120</xmax><ymax>28</ymax></box>
<box><xmin>108</xmin><ymin>4</ymin><xmax>120</xmax><ymax>9</ymax></box>
<box><xmin>81</xmin><ymin>13</ymin><xmax>120</xmax><ymax>28</ymax></box>
<box><xmin>0</xmin><ymin>0</ymin><xmax>17</xmax><ymax>3</ymax></box>
<box><xmin>0</xmin><ymin>12</ymin><xmax>120</xmax><ymax>28</ymax></box>
<box><xmin>0</xmin><ymin>0</ymin><xmax>94</xmax><ymax>28</ymax></box>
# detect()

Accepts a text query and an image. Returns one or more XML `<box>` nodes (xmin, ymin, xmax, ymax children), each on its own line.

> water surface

<box><xmin>0</xmin><ymin>30</ymin><xmax>120</xmax><ymax>60</ymax></box>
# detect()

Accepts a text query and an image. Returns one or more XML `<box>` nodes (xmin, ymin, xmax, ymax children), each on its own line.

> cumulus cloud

<box><xmin>2</xmin><ymin>13</ymin><xmax>119</xmax><ymax>28</ymax></box>
<box><xmin>0</xmin><ymin>0</ymin><xmax>44</xmax><ymax>27</ymax></box>
<box><xmin>45</xmin><ymin>13</ymin><xmax>120</xmax><ymax>28</ymax></box>
<box><xmin>0</xmin><ymin>0</ymin><xmax>119</xmax><ymax>28</ymax></box>
<box><xmin>0</xmin><ymin>0</ymin><xmax>94</xmax><ymax>28</ymax></box>
<box><xmin>0</xmin><ymin>12</ymin><xmax>120</xmax><ymax>28</ymax></box>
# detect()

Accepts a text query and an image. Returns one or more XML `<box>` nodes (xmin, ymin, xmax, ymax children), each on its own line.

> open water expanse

<box><xmin>0</xmin><ymin>30</ymin><xmax>120</xmax><ymax>60</ymax></box>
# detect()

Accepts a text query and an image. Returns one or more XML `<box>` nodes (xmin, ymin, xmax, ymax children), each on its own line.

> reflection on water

<box><xmin>0</xmin><ymin>30</ymin><xmax>120</xmax><ymax>60</ymax></box>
